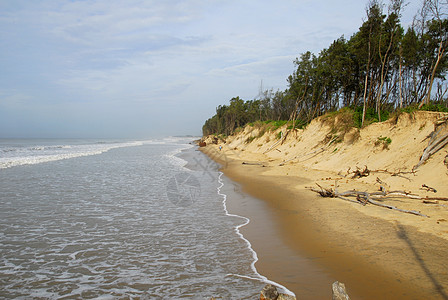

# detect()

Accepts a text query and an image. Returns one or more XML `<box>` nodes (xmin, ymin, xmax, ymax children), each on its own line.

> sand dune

<box><xmin>201</xmin><ymin>111</ymin><xmax>448</xmax><ymax>299</ymax></box>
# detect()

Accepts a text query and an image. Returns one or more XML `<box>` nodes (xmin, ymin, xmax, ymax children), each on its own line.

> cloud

<box><xmin>0</xmin><ymin>89</ymin><xmax>33</xmax><ymax>107</ymax></box>
<box><xmin>0</xmin><ymin>0</ymin><xmax>423</xmax><ymax>138</ymax></box>
<box><xmin>43</xmin><ymin>1</ymin><xmax>203</xmax><ymax>46</ymax></box>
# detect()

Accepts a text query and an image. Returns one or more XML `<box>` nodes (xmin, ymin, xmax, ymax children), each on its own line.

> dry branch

<box><xmin>435</xmin><ymin>115</ymin><xmax>448</xmax><ymax>126</ymax></box>
<box><xmin>421</xmin><ymin>184</ymin><xmax>438</xmax><ymax>193</ymax></box>
<box><xmin>346</xmin><ymin>166</ymin><xmax>416</xmax><ymax>180</ymax></box>
<box><xmin>242</xmin><ymin>161</ymin><xmax>265</xmax><ymax>166</ymax></box>
<box><xmin>423</xmin><ymin>200</ymin><xmax>439</xmax><ymax>204</ymax></box>
<box><xmin>263</xmin><ymin>131</ymin><xmax>285</xmax><ymax>154</ymax></box>
<box><xmin>308</xmin><ymin>184</ymin><xmax>429</xmax><ymax>217</ymax></box>
<box><xmin>348</xmin><ymin>166</ymin><xmax>370</xmax><ymax>178</ymax></box>
<box><xmin>415</xmin><ymin>115</ymin><xmax>448</xmax><ymax>169</ymax></box>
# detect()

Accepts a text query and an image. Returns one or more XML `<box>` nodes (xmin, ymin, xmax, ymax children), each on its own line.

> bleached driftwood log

<box><xmin>308</xmin><ymin>184</ymin><xmax>430</xmax><ymax>217</ymax></box>
<box><xmin>415</xmin><ymin>115</ymin><xmax>448</xmax><ymax>169</ymax></box>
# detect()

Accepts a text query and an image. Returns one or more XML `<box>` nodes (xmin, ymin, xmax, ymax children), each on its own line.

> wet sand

<box><xmin>201</xmin><ymin>146</ymin><xmax>448</xmax><ymax>299</ymax></box>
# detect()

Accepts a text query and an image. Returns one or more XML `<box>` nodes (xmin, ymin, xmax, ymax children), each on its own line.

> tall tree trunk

<box><xmin>420</xmin><ymin>40</ymin><xmax>446</xmax><ymax>108</ymax></box>
<box><xmin>362</xmin><ymin>33</ymin><xmax>372</xmax><ymax>127</ymax></box>
<box><xmin>399</xmin><ymin>46</ymin><xmax>403</xmax><ymax>108</ymax></box>
<box><xmin>362</xmin><ymin>72</ymin><xmax>369</xmax><ymax>127</ymax></box>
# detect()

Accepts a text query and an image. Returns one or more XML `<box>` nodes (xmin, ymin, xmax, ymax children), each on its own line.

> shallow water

<box><xmin>0</xmin><ymin>139</ymin><xmax>282</xmax><ymax>299</ymax></box>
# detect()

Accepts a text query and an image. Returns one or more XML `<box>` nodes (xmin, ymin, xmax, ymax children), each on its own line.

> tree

<box><xmin>202</xmin><ymin>0</ymin><xmax>448</xmax><ymax>137</ymax></box>
<box><xmin>376</xmin><ymin>0</ymin><xmax>404</xmax><ymax>121</ymax></box>
<box><xmin>420</xmin><ymin>0</ymin><xmax>448</xmax><ymax>107</ymax></box>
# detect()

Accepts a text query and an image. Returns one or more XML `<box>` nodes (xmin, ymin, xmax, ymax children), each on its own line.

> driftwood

<box><xmin>242</xmin><ymin>161</ymin><xmax>265</xmax><ymax>166</ymax></box>
<box><xmin>346</xmin><ymin>166</ymin><xmax>416</xmax><ymax>180</ymax></box>
<box><xmin>435</xmin><ymin>114</ymin><xmax>448</xmax><ymax>125</ymax></box>
<box><xmin>421</xmin><ymin>184</ymin><xmax>437</xmax><ymax>193</ymax></box>
<box><xmin>348</xmin><ymin>166</ymin><xmax>370</xmax><ymax>178</ymax></box>
<box><xmin>381</xmin><ymin>191</ymin><xmax>448</xmax><ymax>202</ymax></box>
<box><xmin>308</xmin><ymin>184</ymin><xmax>429</xmax><ymax>217</ymax></box>
<box><xmin>423</xmin><ymin>200</ymin><xmax>439</xmax><ymax>204</ymax></box>
<box><xmin>263</xmin><ymin>131</ymin><xmax>291</xmax><ymax>154</ymax></box>
<box><xmin>415</xmin><ymin>115</ymin><xmax>448</xmax><ymax>169</ymax></box>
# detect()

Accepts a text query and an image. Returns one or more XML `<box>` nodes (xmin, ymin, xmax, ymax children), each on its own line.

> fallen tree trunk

<box><xmin>414</xmin><ymin>115</ymin><xmax>448</xmax><ymax>169</ymax></box>
<box><xmin>346</xmin><ymin>166</ymin><xmax>416</xmax><ymax>180</ymax></box>
<box><xmin>308</xmin><ymin>184</ymin><xmax>429</xmax><ymax>217</ymax></box>
<box><xmin>415</xmin><ymin>133</ymin><xmax>448</xmax><ymax>169</ymax></box>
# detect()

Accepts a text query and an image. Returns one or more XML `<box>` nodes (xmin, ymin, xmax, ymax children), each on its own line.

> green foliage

<box><xmin>203</xmin><ymin>1</ymin><xmax>448</xmax><ymax>137</ymax></box>
<box><xmin>375</xmin><ymin>136</ymin><xmax>392</xmax><ymax>149</ymax></box>
<box><xmin>287</xmin><ymin>120</ymin><xmax>306</xmax><ymax>130</ymax></box>
<box><xmin>268</xmin><ymin>120</ymin><xmax>288</xmax><ymax>131</ymax></box>
<box><xmin>378</xmin><ymin>136</ymin><xmax>392</xmax><ymax>144</ymax></box>
<box><xmin>399</xmin><ymin>102</ymin><xmax>448</xmax><ymax>113</ymax></box>
<box><xmin>322</xmin><ymin>107</ymin><xmax>356</xmax><ymax>131</ymax></box>
<box><xmin>351</xmin><ymin>106</ymin><xmax>391</xmax><ymax>128</ymax></box>
<box><xmin>417</xmin><ymin>103</ymin><xmax>448</xmax><ymax>113</ymax></box>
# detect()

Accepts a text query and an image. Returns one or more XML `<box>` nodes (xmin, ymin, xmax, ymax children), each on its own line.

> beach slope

<box><xmin>201</xmin><ymin>111</ymin><xmax>448</xmax><ymax>299</ymax></box>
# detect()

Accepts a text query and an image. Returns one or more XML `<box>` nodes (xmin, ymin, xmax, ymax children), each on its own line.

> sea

<box><xmin>0</xmin><ymin>138</ymin><xmax>291</xmax><ymax>299</ymax></box>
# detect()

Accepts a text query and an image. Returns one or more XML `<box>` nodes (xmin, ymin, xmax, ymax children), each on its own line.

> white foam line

<box><xmin>217</xmin><ymin>172</ymin><xmax>295</xmax><ymax>297</ymax></box>
<box><xmin>0</xmin><ymin>141</ymin><xmax>144</xmax><ymax>169</ymax></box>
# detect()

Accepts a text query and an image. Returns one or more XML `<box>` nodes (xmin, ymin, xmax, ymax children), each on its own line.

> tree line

<box><xmin>203</xmin><ymin>0</ymin><xmax>448</xmax><ymax>136</ymax></box>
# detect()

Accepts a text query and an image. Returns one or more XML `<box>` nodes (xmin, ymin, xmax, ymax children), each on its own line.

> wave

<box><xmin>0</xmin><ymin>141</ymin><xmax>143</xmax><ymax>169</ymax></box>
<box><xmin>0</xmin><ymin>137</ymin><xmax>197</xmax><ymax>170</ymax></box>
<box><xmin>216</xmin><ymin>172</ymin><xmax>295</xmax><ymax>297</ymax></box>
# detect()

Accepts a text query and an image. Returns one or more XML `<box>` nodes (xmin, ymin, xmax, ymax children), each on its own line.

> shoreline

<box><xmin>178</xmin><ymin>147</ymin><xmax>298</xmax><ymax>297</ymax></box>
<box><xmin>216</xmin><ymin>171</ymin><xmax>296</xmax><ymax>297</ymax></box>
<box><xmin>199</xmin><ymin>126</ymin><xmax>448</xmax><ymax>299</ymax></box>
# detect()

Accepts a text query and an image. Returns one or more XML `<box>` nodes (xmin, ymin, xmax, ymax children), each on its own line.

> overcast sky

<box><xmin>0</xmin><ymin>0</ymin><xmax>422</xmax><ymax>138</ymax></box>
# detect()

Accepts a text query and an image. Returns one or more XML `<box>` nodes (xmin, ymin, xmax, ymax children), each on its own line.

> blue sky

<box><xmin>0</xmin><ymin>0</ymin><xmax>421</xmax><ymax>138</ymax></box>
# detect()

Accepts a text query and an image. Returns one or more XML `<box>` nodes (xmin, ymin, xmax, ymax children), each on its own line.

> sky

<box><xmin>0</xmin><ymin>0</ymin><xmax>422</xmax><ymax>138</ymax></box>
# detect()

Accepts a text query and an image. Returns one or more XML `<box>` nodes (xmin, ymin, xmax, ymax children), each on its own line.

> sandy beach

<box><xmin>200</xmin><ymin>111</ymin><xmax>448</xmax><ymax>299</ymax></box>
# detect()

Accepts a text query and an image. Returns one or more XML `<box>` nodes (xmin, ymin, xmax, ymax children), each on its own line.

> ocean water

<box><xmin>0</xmin><ymin>138</ymin><xmax>289</xmax><ymax>299</ymax></box>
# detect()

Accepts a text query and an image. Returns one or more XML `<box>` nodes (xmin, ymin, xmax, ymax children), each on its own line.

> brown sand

<box><xmin>200</xmin><ymin>111</ymin><xmax>448</xmax><ymax>299</ymax></box>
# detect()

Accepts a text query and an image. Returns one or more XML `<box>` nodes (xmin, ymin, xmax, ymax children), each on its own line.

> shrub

<box><xmin>257</xmin><ymin>128</ymin><xmax>266</xmax><ymax>139</ymax></box>
<box><xmin>287</xmin><ymin>119</ymin><xmax>306</xmax><ymax>130</ymax></box>
<box><xmin>269</xmin><ymin>120</ymin><xmax>288</xmax><ymax>131</ymax></box>
<box><xmin>351</xmin><ymin>106</ymin><xmax>391</xmax><ymax>128</ymax></box>
<box><xmin>401</xmin><ymin>102</ymin><xmax>448</xmax><ymax>113</ymax></box>
<box><xmin>375</xmin><ymin>136</ymin><xmax>392</xmax><ymax>149</ymax></box>
<box><xmin>245</xmin><ymin>136</ymin><xmax>256</xmax><ymax>144</ymax></box>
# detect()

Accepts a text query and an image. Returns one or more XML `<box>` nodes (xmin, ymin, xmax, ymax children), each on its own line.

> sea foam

<box><xmin>217</xmin><ymin>172</ymin><xmax>295</xmax><ymax>296</ymax></box>
<box><xmin>0</xmin><ymin>140</ymin><xmax>144</xmax><ymax>169</ymax></box>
